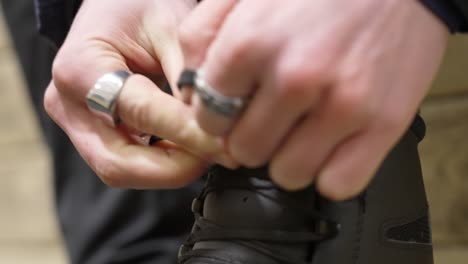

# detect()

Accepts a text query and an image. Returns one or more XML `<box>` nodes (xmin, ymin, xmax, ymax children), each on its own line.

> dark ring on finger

<box><xmin>177</xmin><ymin>69</ymin><xmax>197</xmax><ymax>89</ymax></box>
<box><xmin>193</xmin><ymin>69</ymin><xmax>248</xmax><ymax>118</ymax></box>
<box><xmin>149</xmin><ymin>135</ymin><xmax>163</xmax><ymax>145</ymax></box>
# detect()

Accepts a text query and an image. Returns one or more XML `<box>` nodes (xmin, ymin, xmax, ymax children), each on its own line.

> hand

<box><xmin>45</xmin><ymin>0</ymin><xmax>236</xmax><ymax>189</ymax></box>
<box><xmin>179</xmin><ymin>0</ymin><xmax>448</xmax><ymax>199</ymax></box>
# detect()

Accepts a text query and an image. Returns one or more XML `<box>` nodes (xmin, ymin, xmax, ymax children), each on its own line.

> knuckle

<box><xmin>52</xmin><ymin>51</ymin><xmax>80</xmax><ymax>93</ymax></box>
<box><xmin>178</xmin><ymin>23</ymin><xmax>199</xmax><ymax>54</ymax></box>
<box><xmin>331</xmin><ymin>89</ymin><xmax>373</xmax><ymax>122</ymax></box>
<box><xmin>277</xmin><ymin>63</ymin><xmax>328</xmax><ymax>100</ymax></box>
<box><xmin>120</xmin><ymin>76</ymin><xmax>167</xmax><ymax>133</ymax></box>
<box><xmin>127</xmin><ymin>96</ymin><xmax>154</xmax><ymax>132</ymax></box>
<box><xmin>43</xmin><ymin>86</ymin><xmax>58</xmax><ymax>119</ymax></box>
<box><xmin>178</xmin><ymin>22</ymin><xmax>217</xmax><ymax>66</ymax></box>
<box><xmin>217</xmin><ymin>34</ymin><xmax>256</xmax><ymax>68</ymax></box>
<box><xmin>281</xmin><ymin>78</ymin><xmax>311</xmax><ymax>101</ymax></box>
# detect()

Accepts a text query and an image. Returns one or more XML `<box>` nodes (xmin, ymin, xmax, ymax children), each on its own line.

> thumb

<box><xmin>116</xmin><ymin>74</ymin><xmax>238</xmax><ymax>168</ymax></box>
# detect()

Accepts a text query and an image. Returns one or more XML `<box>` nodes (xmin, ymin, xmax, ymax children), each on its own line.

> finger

<box><xmin>192</xmin><ymin>2</ymin><xmax>281</xmax><ymax>136</ymax></box>
<box><xmin>269</xmin><ymin>111</ymin><xmax>362</xmax><ymax>192</ymax></box>
<box><xmin>44</xmin><ymin>83</ymin><xmax>208</xmax><ymax>189</ymax></box>
<box><xmin>226</xmin><ymin>62</ymin><xmax>328</xmax><ymax>167</ymax></box>
<box><xmin>117</xmin><ymin>74</ymin><xmax>237</xmax><ymax>168</ymax></box>
<box><xmin>178</xmin><ymin>0</ymin><xmax>239</xmax><ymax>68</ymax></box>
<box><xmin>53</xmin><ymin>23</ymin><xmax>237</xmax><ymax>167</ymax></box>
<box><xmin>148</xmin><ymin>18</ymin><xmax>186</xmax><ymax>99</ymax></box>
<box><xmin>315</xmin><ymin>124</ymin><xmax>400</xmax><ymax>201</ymax></box>
<box><xmin>177</xmin><ymin>0</ymin><xmax>239</xmax><ymax>104</ymax></box>
<box><xmin>269</xmin><ymin>84</ymin><xmax>373</xmax><ymax>191</ymax></box>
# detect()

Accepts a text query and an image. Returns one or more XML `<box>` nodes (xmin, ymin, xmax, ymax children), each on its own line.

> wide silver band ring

<box><xmin>86</xmin><ymin>70</ymin><xmax>131</xmax><ymax>127</ymax></box>
<box><xmin>194</xmin><ymin>70</ymin><xmax>247</xmax><ymax>118</ymax></box>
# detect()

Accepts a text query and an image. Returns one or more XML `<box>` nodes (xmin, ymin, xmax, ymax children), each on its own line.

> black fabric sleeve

<box><xmin>420</xmin><ymin>0</ymin><xmax>468</xmax><ymax>33</ymax></box>
<box><xmin>34</xmin><ymin>0</ymin><xmax>82</xmax><ymax>46</ymax></box>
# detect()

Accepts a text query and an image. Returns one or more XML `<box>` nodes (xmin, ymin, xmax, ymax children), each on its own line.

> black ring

<box><xmin>177</xmin><ymin>69</ymin><xmax>197</xmax><ymax>89</ymax></box>
<box><xmin>149</xmin><ymin>135</ymin><xmax>163</xmax><ymax>145</ymax></box>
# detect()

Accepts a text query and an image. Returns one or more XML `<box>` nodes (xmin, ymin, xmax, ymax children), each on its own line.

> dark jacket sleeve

<box><xmin>34</xmin><ymin>0</ymin><xmax>82</xmax><ymax>46</ymax></box>
<box><xmin>35</xmin><ymin>0</ymin><xmax>465</xmax><ymax>48</ymax></box>
<box><xmin>420</xmin><ymin>0</ymin><xmax>468</xmax><ymax>33</ymax></box>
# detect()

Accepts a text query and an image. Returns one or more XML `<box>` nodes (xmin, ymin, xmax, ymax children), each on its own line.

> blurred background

<box><xmin>0</xmin><ymin>5</ymin><xmax>468</xmax><ymax>264</ymax></box>
<box><xmin>0</xmin><ymin>7</ymin><xmax>65</xmax><ymax>263</ymax></box>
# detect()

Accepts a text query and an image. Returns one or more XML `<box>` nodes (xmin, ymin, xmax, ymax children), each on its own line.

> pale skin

<box><xmin>179</xmin><ymin>0</ymin><xmax>449</xmax><ymax>200</ymax></box>
<box><xmin>45</xmin><ymin>0</ymin><xmax>237</xmax><ymax>189</ymax></box>
<box><xmin>45</xmin><ymin>0</ymin><xmax>448</xmax><ymax>200</ymax></box>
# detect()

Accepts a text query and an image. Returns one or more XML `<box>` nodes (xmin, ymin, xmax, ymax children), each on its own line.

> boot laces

<box><xmin>179</xmin><ymin>170</ymin><xmax>338</xmax><ymax>264</ymax></box>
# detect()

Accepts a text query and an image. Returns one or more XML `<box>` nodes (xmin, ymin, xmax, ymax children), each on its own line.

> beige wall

<box><xmin>421</xmin><ymin>35</ymin><xmax>468</xmax><ymax>246</ymax></box>
<box><xmin>429</xmin><ymin>35</ymin><xmax>468</xmax><ymax>98</ymax></box>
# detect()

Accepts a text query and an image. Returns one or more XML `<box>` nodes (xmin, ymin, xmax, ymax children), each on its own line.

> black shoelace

<box><xmin>178</xmin><ymin>173</ymin><xmax>338</xmax><ymax>264</ymax></box>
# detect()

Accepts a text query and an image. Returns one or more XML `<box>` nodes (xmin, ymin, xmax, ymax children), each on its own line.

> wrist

<box><xmin>420</xmin><ymin>0</ymin><xmax>468</xmax><ymax>33</ymax></box>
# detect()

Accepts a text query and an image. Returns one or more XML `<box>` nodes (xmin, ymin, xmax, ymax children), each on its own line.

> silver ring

<box><xmin>86</xmin><ymin>70</ymin><xmax>131</xmax><ymax>127</ymax></box>
<box><xmin>194</xmin><ymin>69</ymin><xmax>247</xmax><ymax>118</ymax></box>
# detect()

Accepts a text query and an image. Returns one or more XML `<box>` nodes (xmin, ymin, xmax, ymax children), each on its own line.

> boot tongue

<box><xmin>202</xmin><ymin>167</ymin><xmax>316</xmax><ymax>231</ymax></box>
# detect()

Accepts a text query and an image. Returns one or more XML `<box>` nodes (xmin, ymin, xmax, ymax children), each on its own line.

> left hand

<box><xmin>44</xmin><ymin>0</ymin><xmax>236</xmax><ymax>190</ymax></box>
<box><xmin>178</xmin><ymin>0</ymin><xmax>448</xmax><ymax>200</ymax></box>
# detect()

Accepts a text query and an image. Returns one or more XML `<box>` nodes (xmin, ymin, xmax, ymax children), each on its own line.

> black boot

<box><xmin>311</xmin><ymin>126</ymin><xmax>433</xmax><ymax>264</ymax></box>
<box><xmin>178</xmin><ymin>120</ymin><xmax>433</xmax><ymax>264</ymax></box>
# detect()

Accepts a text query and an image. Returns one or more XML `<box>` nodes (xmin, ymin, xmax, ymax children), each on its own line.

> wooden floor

<box><xmin>0</xmin><ymin>9</ymin><xmax>467</xmax><ymax>264</ymax></box>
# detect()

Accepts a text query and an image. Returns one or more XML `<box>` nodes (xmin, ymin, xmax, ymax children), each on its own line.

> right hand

<box><xmin>44</xmin><ymin>0</ymin><xmax>236</xmax><ymax>189</ymax></box>
<box><xmin>178</xmin><ymin>0</ymin><xmax>447</xmax><ymax>199</ymax></box>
